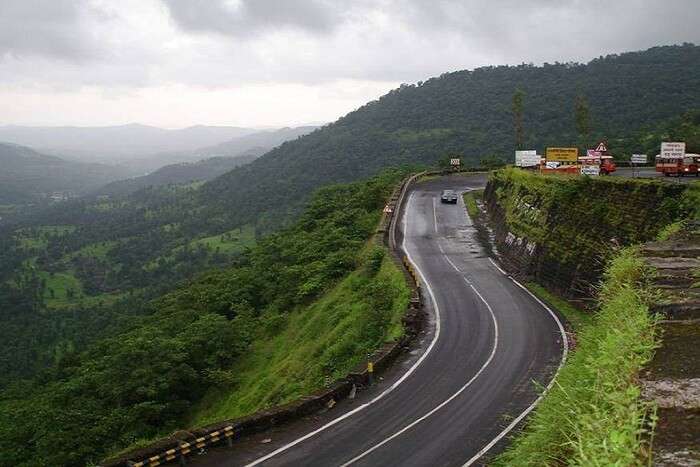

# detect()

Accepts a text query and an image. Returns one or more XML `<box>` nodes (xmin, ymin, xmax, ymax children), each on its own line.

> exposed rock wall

<box><xmin>484</xmin><ymin>168</ymin><xmax>690</xmax><ymax>298</ymax></box>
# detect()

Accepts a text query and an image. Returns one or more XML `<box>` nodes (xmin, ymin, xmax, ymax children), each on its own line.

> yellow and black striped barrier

<box><xmin>125</xmin><ymin>426</ymin><xmax>234</xmax><ymax>467</ymax></box>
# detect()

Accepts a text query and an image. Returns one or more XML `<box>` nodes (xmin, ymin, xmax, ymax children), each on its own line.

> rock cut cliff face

<box><xmin>483</xmin><ymin>168</ymin><xmax>690</xmax><ymax>299</ymax></box>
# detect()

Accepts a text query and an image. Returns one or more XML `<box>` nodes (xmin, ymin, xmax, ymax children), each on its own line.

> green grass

<box><xmin>189</xmin><ymin>225</ymin><xmax>256</xmax><ymax>255</ymax></box>
<box><xmin>656</xmin><ymin>221</ymin><xmax>685</xmax><ymax>241</ymax></box>
<box><xmin>145</xmin><ymin>226</ymin><xmax>256</xmax><ymax>271</ymax></box>
<box><xmin>494</xmin><ymin>248</ymin><xmax>658</xmax><ymax>466</ymax></box>
<box><xmin>38</xmin><ymin>270</ymin><xmax>84</xmax><ymax>307</ymax></box>
<box><xmin>462</xmin><ymin>190</ymin><xmax>483</xmax><ymax>219</ymax></box>
<box><xmin>61</xmin><ymin>240</ymin><xmax>118</xmax><ymax>263</ymax></box>
<box><xmin>189</xmin><ymin>249</ymin><xmax>410</xmax><ymax>426</ymax></box>
<box><xmin>15</xmin><ymin>225</ymin><xmax>76</xmax><ymax>251</ymax></box>
<box><xmin>524</xmin><ymin>282</ymin><xmax>594</xmax><ymax>331</ymax></box>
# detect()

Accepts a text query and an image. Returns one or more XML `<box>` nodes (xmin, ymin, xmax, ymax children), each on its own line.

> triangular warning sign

<box><xmin>595</xmin><ymin>141</ymin><xmax>608</xmax><ymax>153</ymax></box>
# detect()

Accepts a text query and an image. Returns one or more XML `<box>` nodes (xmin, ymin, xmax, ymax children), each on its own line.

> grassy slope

<box><xmin>495</xmin><ymin>249</ymin><xmax>658</xmax><ymax>466</ymax></box>
<box><xmin>190</xmin><ymin>250</ymin><xmax>409</xmax><ymax>426</ymax></box>
<box><xmin>462</xmin><ymin>189</ymin><xmax>482</xmax><ymax>219</ymax></box>
<box><xmin>188</xmin><ymin>225</ymin><xmax>255</xmax><ymax>255</ymax></box>
<box><xmin>524</xmin><ymin>283</ymin><xmax>594</xmax><ymax>331</ymax></box>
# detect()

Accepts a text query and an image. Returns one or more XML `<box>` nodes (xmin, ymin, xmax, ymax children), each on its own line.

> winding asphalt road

<box><xmin>192</xmin><ymin>174</ymin><xmax>566</xmax><ymax>466</ymax></box>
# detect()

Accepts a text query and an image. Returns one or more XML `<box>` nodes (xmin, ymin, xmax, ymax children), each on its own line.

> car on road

<box><xmin>440</xmin><ymin>189</ymin><xmax>458</xmax><ymax>204</ymax></box>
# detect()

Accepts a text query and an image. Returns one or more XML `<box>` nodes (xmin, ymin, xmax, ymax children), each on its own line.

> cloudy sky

<box><xmin>1</xmin><ymin>0</ymin><xmax>699</xmax><ymax>128</ymax></box>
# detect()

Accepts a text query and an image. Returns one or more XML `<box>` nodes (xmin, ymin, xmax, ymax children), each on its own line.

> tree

<box><xmin>575</xmin><ymin>94</ymin><xmax>591</xmax><ymax>148</ymax></box>
<box><xmin>512</xmin><ymin>88</ymin><xmax>525</xmax><ymax>149</ymax></box>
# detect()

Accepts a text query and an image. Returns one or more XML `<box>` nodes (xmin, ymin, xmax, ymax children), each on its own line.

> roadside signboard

<box><xmin>546</xmin><ymin>147</ymin><xmax>578</xmax><ymax>162</ymax></box>
<box><xmin>515</xmin><ymin>150</ymin><xmax>540</xmax><ymax>167</ymax></box>
<box><xmin>660</xmin><ymin>142</ymin><xmax>685</xmax><ymax>159</ymax></box>
<box><xmin>581</xmin><ymin>165</ymin><xmax>600</xmax><ymax>176</ymax></box>
<box><xmin>545</xmin><ymin>161</ymin><xmax>560</xmax><ymax>169</ymax></box>
<box><xmin>631</xmin><ymin>154</ymin><xmax>648</xmax><ymax>164</ymax></box>
<box><xmin>587</xmin><ymin>149</ymin><xmax>602</xmax><ymax>158</ymax></box>
<box><xmin>595</xmin><ymin>141</ymin><xmax>608</xmax><ymax>153</ymax></box>
<box><xmin>450</xmin><ymin>158</ymin><xmax>461</xmax><ymax>166</ymax></box>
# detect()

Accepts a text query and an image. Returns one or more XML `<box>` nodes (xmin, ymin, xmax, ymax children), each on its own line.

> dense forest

<box><xmin>0</xmin><ymin>170</ymin><xmax>408</xmax><ymax>466</ymax></box>
<box><xmin>197</xmin><ymin>44</ymin><xmax>700</xmax><ymax>234</ymax></box>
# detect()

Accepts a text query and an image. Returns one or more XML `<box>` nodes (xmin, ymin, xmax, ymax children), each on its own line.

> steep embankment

<box><xmin>495</xmin><ymin>248</ymin><xmax>658</xmax><ymax>466</ymax></box>
<box><xmin>0</xmin><ymin>170</ymin><xmax>410</xmax><ymax>466</ymax></box>
<box><xmin>484</xmin><ymin>167</ymin><xmax>691</xmax><ymax>298</ymax></box>
<box><xmin>481</xmin><ymin>170</ymin><xmax>698</xmax><ymax>465</ymax></box>
<box><xmin>199</xmin><ymin>44</ymin><xmax>700</xmax><ymax>233</ymax></box>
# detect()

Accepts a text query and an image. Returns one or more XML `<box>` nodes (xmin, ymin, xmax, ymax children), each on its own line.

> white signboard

<box><xmin>450</xmin><ymin>158</ymin><xmax>461</xmax><ymax>166</ymax></box>
<box><xmin>631</xmin><ymin>154</ymin><xmax>648</xmax><ymax>164</ymax></box>
<box><xmin>515</xmin><ymin>150</ymin><xmax>540</xmax><ymax>167</ymax></box>
<box><xmin>545</xmin><ymin>161</ymin><xmax>560</xmax><ymax>169</ymax></box>
<box><xmin>660</xmin><ymin>142</ymin><xmax>686</xmax><ymax>159</ymax></box>
<box><xmin>581</xmin><ymin>165</ymin><xmax>600</xmax><ymax>176</ymax></box>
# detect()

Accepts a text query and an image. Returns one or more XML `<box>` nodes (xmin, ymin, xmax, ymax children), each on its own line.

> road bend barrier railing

<box><xmin>101</xmin><ymin>172</ymin><xmax>426</xmax><ymax>467</ymax></box>
<box><xmin>124</xmin><ymin>426</ymin><xmax>234</xmax><ymax>467</ymax></box>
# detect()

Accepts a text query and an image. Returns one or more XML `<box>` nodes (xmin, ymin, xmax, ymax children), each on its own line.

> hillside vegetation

<box><xmin>495</xmin><ymin>248</ymin><xmax>658</xmax><ymax>466</ymax></box>
<box><xmin>199</xmin><ymin>44</ymin><xmax>700</xmax><ymax>233</ymax></box>
<box><xmin>484</xmin><ymin>167</ymin><xmax>694</xmax><ymax>297</ymax></box>
<box><xmin>0</xmin><ymin>170</ymin><xmax>409</xmax><ymax>466</ymax></box>
<box><xmin>0</xmin><ymin>143</ymin><xmax>134</xmax><ymax>203</ymax></box>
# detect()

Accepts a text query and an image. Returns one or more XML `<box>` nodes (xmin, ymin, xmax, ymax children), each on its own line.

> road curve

<box><xmin>192</xmin><ymin>174</ymin><xmax>566</xmax><ymax>466</ymax></box>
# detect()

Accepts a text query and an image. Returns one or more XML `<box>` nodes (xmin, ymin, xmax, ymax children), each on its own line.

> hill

<box><xmin>199</xmin><ymin>44</ymin><xmax>700</xmax><ymax>233</ymax></box>
<box><xmin>0</xmin><ymin>143</ymin><xmax>135</xmax><ymax>204</ymax></box>
<box><xmin>95</xmin><ymin>153</ymin><xmax>260</xmax><ymax>197</ymax></box>
<box><xmin>126</xmin><ymin>125</ymin><xmax>320</xmax><ymax>173</ymax></box>
<box><xmin>0</xmin><ymin>123</ymin><xmax>255</xmax><ymax>163</ymax></box>
<box><xmin>0</xmin><ymin>170</ymin><xmax>408</xmax><ymax>466</ymax></box>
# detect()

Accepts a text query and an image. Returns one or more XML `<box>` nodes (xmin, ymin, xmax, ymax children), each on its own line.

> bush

<box><xmin>494</xmin><ymin>248</ymin><xmax>658</xmax><ymax>466</ymax></box>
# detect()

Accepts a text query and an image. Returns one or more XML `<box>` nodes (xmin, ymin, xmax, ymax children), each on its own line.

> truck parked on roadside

<box><xmin>655</xmin><ymin>154</ymin><xmax>700</xmax><ymax>177</ymax></box>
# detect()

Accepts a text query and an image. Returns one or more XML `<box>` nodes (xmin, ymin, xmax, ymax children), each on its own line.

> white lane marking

<box><xmin>341</xmin><ymin>274</ymin><xmax>499</xmax><ymax>467</ymax></box>
<box><xmin>461</xmin><ymin>259</ymin><xmax>570</xmax><ymax>466</ymax></box>
<box><xmin>432</xmin><ymin>197</ymin><xmax>438</xmax><ymax>233</ymax></box>
<box><xmin>243</xmin><ymin>192</ymin><xmax>442</xmax><ymax>467</ymax></box>
<box><xmin>438</xmin><ymin>243</ymin><xmax>472</xmax><ymax>285</ymax></box>
<box><xmin>488</xmin><ymin>257</ymin><xmax>507</xmax><ymax>276</ymax></box>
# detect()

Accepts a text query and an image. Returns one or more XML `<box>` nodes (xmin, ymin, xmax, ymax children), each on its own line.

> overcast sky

<box><xmin>1</xmin><ymin>0</ymin><xmax>699</xmax><ymax>128</ymax></box>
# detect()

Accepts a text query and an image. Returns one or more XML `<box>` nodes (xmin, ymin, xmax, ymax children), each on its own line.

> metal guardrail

<box><xmin>124</xmin><ymin>426</ymin><xmax>234</xmax><ymax>467</ymax></box>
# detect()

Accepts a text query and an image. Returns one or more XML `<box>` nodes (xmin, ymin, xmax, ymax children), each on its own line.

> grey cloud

<box><xmin>163</xmin><ymin>0</ymin><xmax>342</xmax><ymax>37</ymax></box>
<box><xmin>0</xmin><ymin>0</ymin><xmax>96</xmax><ymax>60</ymax></box>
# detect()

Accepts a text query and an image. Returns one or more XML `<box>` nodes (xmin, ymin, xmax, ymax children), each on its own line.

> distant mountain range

<box><xmin>127</xmin><ymin>125</ymin><xmax>320</xmax><ymax>173</ymax></box>
<box><xmin>0</xmin><ymin>143</ymin><xmax>134</xmax><ymax>204</ymax></box>
<box><xmin>0</xmin><ymin>123</ymin><xmax>256</xmax><ymax>163</ymax></box>
<box><xmin>0</xmin><ymin>124</ymin><xmax>320</xmax><ymax>174</ymax></box>
<box><xmin>94</xmin><ymin>126</ymin><xmax>320</xmax><ymax>195</ymax></box>
<box><xmin>0</xmin><ymin>126</ymin><xmax>321</xmax><ymax>204</ymax></box>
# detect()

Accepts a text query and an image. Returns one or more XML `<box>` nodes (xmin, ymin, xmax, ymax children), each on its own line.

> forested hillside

<box><xmin>0</xmin><ymin>143</ymin><xmax>134</xmax><ymax>203</ymax></box>
<box><xmin>200</xmin><ymin>44</ymin><xmax>700</xmax><ymax>233</ymax></box>
<box><xmin>95</xmin><ymin>153</ymin><xmax>260</xmax><ymax>197</ymax></box>
<box><xmin>0</xmin><ymin>170</ymin><xmax>407</xmax><ymax>466</ymax></box>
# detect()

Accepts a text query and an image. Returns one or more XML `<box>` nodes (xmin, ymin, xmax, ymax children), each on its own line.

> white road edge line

<box><xmin>243</xmin><ymin>191</ymin><xmax>442</xmax><ymax>467</ymax></box>
<box><xmin>461</xmin><ymin>259</ymin><xmax>570</xmax><ymax>466</ymax></box>
<box><xmin>432</xmin><ymin>197</ymin><xmax>438</xmax><ymax>233</ymax></box>
<box><xmin>341</xmin><ymin>274</ymin><xmax>499</xmax><ymax>467</ymax></box>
